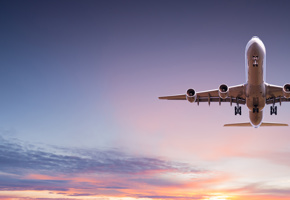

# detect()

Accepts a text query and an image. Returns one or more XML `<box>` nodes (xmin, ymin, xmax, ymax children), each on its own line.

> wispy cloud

<box><xmin>0</xmin><ymin>135</ymin><xmax>203</xmax><ymax>176</ymax></box>
<box><xmin>0</xmin><ymin>135</ymin><xmax>208</xmax><ymax>199</ymax></box>
<box><xmin>227</xmin><ymin>181</ymin><xmax>290</xmax><ymax>196</ymax></box>
<box><xmin>0</xmin><ymin>174</ymin><xmax>69</xmax><ymax>191</ymax></box>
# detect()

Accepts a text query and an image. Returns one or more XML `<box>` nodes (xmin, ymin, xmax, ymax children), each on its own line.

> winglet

<box><xmin>224</xmin><ymin>122</ymin><xmax>288</xmax><ymax>127</ymax></box>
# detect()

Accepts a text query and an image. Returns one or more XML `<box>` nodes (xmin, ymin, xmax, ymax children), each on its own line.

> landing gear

<box><xmin>235</xmin><ymin>106</ymin><xmax>241</xmax><ymax>115</ymax></box>
<box><xmin>270</xmin><ymin>106</ymin><xmax>277</xmax><ymax>115</ymax></box>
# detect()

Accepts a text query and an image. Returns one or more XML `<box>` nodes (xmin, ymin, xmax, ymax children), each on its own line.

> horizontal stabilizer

<box><xmin>224</xmin><ymin>122</ymin><xmax>252</xmax><ymax>127</ymax></box>
<box><xmin>260</xmin><ymin>122</ymin><xmax>288</xmax><ymax>126</ymax></box>
<box><xmin>224</xmin><ymin>122</ymin><xmax>288</xmax><ymax>127</ymax></box>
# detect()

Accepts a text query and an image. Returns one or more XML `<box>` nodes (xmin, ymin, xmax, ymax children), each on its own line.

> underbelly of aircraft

<box><xmin>246</xmin><ymin>84</ymin><xmax>266</xmax><ymax>110</ymax></box>
<box><xmin>246</xmin><ymin>84</ymin><xmax>266</xmax><ymax>127</ymax></box>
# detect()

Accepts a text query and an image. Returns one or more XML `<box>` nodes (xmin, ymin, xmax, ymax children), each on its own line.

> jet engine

<box><xmin>218</xmin><ymin>84</ymin><xmax>229</xmax><ymax>99</ymax></box>
<box><xmin>186</xmin><ymin>88</ymin><xmax>196</xmax><ymax>103</ymax></box>
<box><xmin>283</xmin><ymin>84</ymin><xmax>290</xmax><ymax>98</ymax></box>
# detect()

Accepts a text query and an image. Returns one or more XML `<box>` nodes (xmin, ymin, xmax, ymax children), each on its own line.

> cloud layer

<box><xmin>0</xmin><ymin>135</ymin><xmax>202</xmax><ymax>175</ymax></box>
<box><xmin>1</xmin><ymin>135</ymin><xmax>290</xmax><ymax>200</ymax></box>
<box><xmin>0</xmin><ymin>135</ymin><xmax>208</xmax><ymax>199</ymax></box>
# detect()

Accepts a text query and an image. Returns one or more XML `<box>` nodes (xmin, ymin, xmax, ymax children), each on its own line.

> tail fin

<box><xmin>224</xmin><ymin>122</ymin><xmax>288</xmax><ymax>127</ymax></box>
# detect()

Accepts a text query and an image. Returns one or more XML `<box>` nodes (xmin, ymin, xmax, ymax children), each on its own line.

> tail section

<box><xmin>224</xmin><ymin>122</ymin><xmax>288</xmax><ymax>127</ymax></box>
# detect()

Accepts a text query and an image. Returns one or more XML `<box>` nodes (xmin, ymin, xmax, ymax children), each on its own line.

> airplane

<box><xmin>159</xmin><ymin>36</ymin><xmax>290</xmax><ymax>128</ymax></box>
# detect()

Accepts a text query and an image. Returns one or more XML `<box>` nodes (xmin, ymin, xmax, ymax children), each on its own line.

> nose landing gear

<box><xmin>252</xmin><ymin>55</ymin><xmax>259</xmax><ymax>67</ymax></box>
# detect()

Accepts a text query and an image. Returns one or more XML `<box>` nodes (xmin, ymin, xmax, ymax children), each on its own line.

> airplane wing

<box><xmin>266</xmin><ymin>84</ymin><xmax>290</xmax><ymax>104</ymax></box>
<box><xmin>159</xmin><ymin>84</ymin><xmax>246</xmax><ymax>105</ymax></box>
<box><xmin>159</xmin><ymin>94</ymin><xmax>187</xmax><ymax>100</ymax></box>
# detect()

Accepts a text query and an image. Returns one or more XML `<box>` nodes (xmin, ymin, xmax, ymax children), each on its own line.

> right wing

<box><xmin>159</xmin><ymin>84</ymin><xmax>246</xmax><ymax>105</ymax></box>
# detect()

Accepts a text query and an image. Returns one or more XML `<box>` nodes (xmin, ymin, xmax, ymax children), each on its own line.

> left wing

<box><xmin>159</xmin><ymin>84</ymin><xmax>246</xmax><ymax>105</ymax></box>
<box><xmin>266</xmin><ymin>84</ymin><xmax>290</xmax><ymax>104</ymax></box>
<box><xmin>159</xmin><ymin>94</ymin><xmax>187</xmax><ymax>100</ymax></box>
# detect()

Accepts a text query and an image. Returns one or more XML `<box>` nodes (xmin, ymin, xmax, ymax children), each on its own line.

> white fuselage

<box><xmin>245</xmin><ymin>37</ymin><xmax>266</xmax><ymax>127</ymax></box>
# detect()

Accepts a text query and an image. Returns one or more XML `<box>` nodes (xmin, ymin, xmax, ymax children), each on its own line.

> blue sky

<box><xmin>1</xmin><ymin>1</ymin><xmax>290</xmax><ymax>199</ymax></box>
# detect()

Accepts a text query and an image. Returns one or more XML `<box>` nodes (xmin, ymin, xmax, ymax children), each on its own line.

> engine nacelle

<box><xmin>283</xmin><ymin>84</ymin><xmax>290</xmax><ymax>98</ymax></box>
<box><xmin>218</xmin><ymin>84</ymin><xmax>229</xmax><ymax>99</ymax></box>
<box><xmin>186</xmin><ymin>88</ymin><xmax>196</xmax><ymax>103</ymax></box>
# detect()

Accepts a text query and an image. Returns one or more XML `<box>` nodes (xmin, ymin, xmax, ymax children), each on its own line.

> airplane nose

<box><xmin>249</xmin><ymin>37</ymin><xmax>265</xmax><ymax>50</ymax></box>
<box><xmin>250</xmin><ymin>41</ymin><xmax>259</xmax><ymax>48</ymax></box>
<box><xmin>246</xmin><ymin>36</ymin><xmax>266</xmax><ymax>57</ymax></box>
<box><xmin>249</xmin><ymin>38</ymin><xmax>260</xmax><ymax>47</ymax></box>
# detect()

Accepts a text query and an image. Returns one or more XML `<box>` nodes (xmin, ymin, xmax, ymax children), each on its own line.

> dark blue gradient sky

<box><xmin>1</xmin><ymin>1</ymin><xmax>290</xmax><ymax>199</ymax></box>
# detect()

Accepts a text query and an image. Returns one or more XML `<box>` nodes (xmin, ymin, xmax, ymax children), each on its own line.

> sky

<box><xmin>1</xmin><ymin>0</ymin><xmax>290</xmax><ymax>199</ymax></box>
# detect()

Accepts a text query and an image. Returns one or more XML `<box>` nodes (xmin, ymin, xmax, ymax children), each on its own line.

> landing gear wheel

<box><xmin>270</xmin><ymin>106</ymin><xmax>273</xmax><ymax>115</ymax></box>
<box><xmin>235</xmin><ymin>106</ymin><xmax>241</xmax><ymax>115</ymax></box>
<box><xmin>270</xmin><ymin>106</ymin><xmax>277</xmax><ymax>115</ymax></box>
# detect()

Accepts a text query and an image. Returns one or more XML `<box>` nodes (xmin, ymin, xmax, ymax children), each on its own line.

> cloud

<box><xmin>0</xmin><ymin>135</ymin><xmax>207</xmax><ymax>198</ymax></box>
<box><xmin>0</xmin><ymin>198</ymin><xmax>84</xmax><ymax>200</ymax></box>
<box><xmin>0</xmin><ymin>175</ymin><xmax>68</xmax><ymax>192</ymax></box>
<box><xmin>232</xmin><ymin>182</ymin><xmax>290</xmax><ymax>196</ymax></box>
<box><xmin>258</xmin><ymin>151</ymin><xmax>290</xmax><ymax>167</ymax></box>
<box><xmin>4</xmin><ymin>135</ymin><xmax>290</xmax><ymax>200</ymax></box>
<box><xmin>138</xmin><ymin>195</ymin><xmax>201</xmax><ymax>199</ymax></box>
<box><xmin>0</xmin><ymin>135</ymin><xmax>203</xmax><ymax>177</ymax></box>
